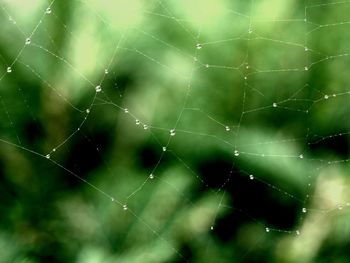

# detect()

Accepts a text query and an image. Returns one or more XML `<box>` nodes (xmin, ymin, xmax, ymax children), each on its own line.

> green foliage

<box><xmin>1</xmin><ymin>0</ymin><xmax>350</xmax><ymax>262</ymax></box>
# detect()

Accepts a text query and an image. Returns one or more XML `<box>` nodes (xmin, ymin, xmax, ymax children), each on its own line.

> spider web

<box><xmin>0</xmin><ymin>0</ymin><xmax>350</xmax><ymax>262</ymax></box>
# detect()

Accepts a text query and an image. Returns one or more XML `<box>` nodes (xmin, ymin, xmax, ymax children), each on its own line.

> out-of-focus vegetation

<box><xmin>0</xmin><ymin>0</ymin><xmax>350</xmax><ymax>262</ymax></box>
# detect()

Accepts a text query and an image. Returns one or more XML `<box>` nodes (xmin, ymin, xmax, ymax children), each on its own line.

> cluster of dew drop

<box><xmin>36</xmin><ymin>7</ymin><xmax>322</xmax><ymax>242</ymax></box>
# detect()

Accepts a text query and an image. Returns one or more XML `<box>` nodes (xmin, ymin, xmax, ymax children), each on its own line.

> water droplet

<box><xmin>304</xmin><ymin>66</ymin><xmax>308</xmax><ymax>71</ymax></box>
<box><xmin>246</xmin><ymin>65</ymin><xmax>250</xmax><ymax>69</ymax></box>
<box><xmin>111</xmin><ymin>197</ymin><xmax>114</xmax><ymax>202</ymax></box>
<box><xmin>124</xmin><ymin>108</ymin><xmax>129</xmax><ymax>113</ymax></box>
<box><xmin>143</xmin><ymin>124</ymin><xmax>148</xmax><ymax>130</ymax></box>
<box><xmin>196</xmin><ymin>43</ymin><xmax>202</xmax><ymax>49</ymax></box>
<box><xmin>234</xmin><ymin>150</ymin><xmax>239</xmax><ymax>156</ymax></box>
<box><xmin>104</xmin><ymin>68</ymin><xmax>109</xmax><ymax>74</ymax></box>
<box><xmin>324</xmin><ymin>94</ymin><xmax>329</xmax><ymax>99</ymax></box>
<box><xmin>205</xmin><ymin>64</ymin><xmax>209</xmax><ymax>68</ymax></box>
<box><xmin>162</xmin><ymin>146</ymin><xmax>167</xmax><ymax>152</ymax></box>
<box><xmin>265</xmin><ymin>227</ymin><xmax>270</xmax><ymax>232</ymax></box>
<box><xmin>123</xmin><ymin>204</ymin><xmax>128</xmax><ymax>210</ymax></box>
<box><xmin>7</xmin><ymin>67</ymin><xmax>12</xmax><ymax>73</ymax></box>
<box><xmin>170</xmin><ymin>129</ymin><xmax>176</xmax><ymax>136</ymax></box>
<box><xmin>95</xmin><ymin>85</ymin><xmax>102</xmax><ymax>92</ymax></box>
<box><xmin>225</xmin><ymin>126</ymin><xmax>230</xmax><ymax>131</ymax></box>
<box><xmin>149</xmin><ymin>174</ymin><xmax>154</xmax><ymax>179</ymax></box>
<box><xmin>52</xmin><ymin>148</ymin><xmax>56</xmax><ymax>152</ymax></box>
<box><xmin>45</xmin><ymin>154</ymin><xmax>50</xmax><ymax>159</ymax></box>
<box><xmin>299</xmin><ymin>154</ymin><xmax>304</xmax><ymax>159</ymax></box>
<box><xmin>302</xmin><ymin>207</ymin><xmax>307</xmax><ymax>213</ymax></box>
<box><xmin>25</xmin><ymin>38</ymin><xmax>31</xmax><ymax>45</ymax></box>
<box><xmin>272</xmin><ymin>102</ymin><xmax>277</xmax><ymax>108</ymax></box>
<box><xmin>210</xmin><ymin>226</ymin><xmax>214</xmax><ymax>230</ymax></box>
<box><xmin>304</xmin><ymin>47</ymin><xmax>308</xmax><ymax>52</ymax></box>
<box><xmin>244</xmin><ymin>76</ymin><xmax>248</xmax><ymax>80</ymax></box>
<box><xmin>296</xmin><ymin>230</ymin><xmax>300</xmax><ymax>235</ymax></box>
<box><xmin>338</xmin><ymin>204</ymin><xmax>344</xmax><ymax>210</ymax></box>
<box><xmin>249</xmin><ymin>174</ymin><xmax>254</xmax><ymax>180</ymax></box>
<box><xmin>248</xmin><ymin>29</ymin><xmax>253</xmax><ymax>34</ymax></box>
<box><xmin>193</xmin><ymin>57</ymin><xmax>198</xmax><ymax>62</ymax></box>
<box><xmin>46</xmin><ymin>7</ymin><xmax>52</xmax><ymax>14</ymax></box>
<box><xmin>86</xmin><ymin>109</ymin><xmax>90</xmax><ymax>114</ymax></box>
<box><xmin>135</xmin><ymin>119</ymin><xmax>140</xmax><ymax>125</ymax></box>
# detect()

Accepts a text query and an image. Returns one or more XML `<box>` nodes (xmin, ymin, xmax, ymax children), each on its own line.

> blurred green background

<box><xmin>1</xmin><ymin>0</ymin><xmax>350</xmax><ymax>262</ymax></box>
